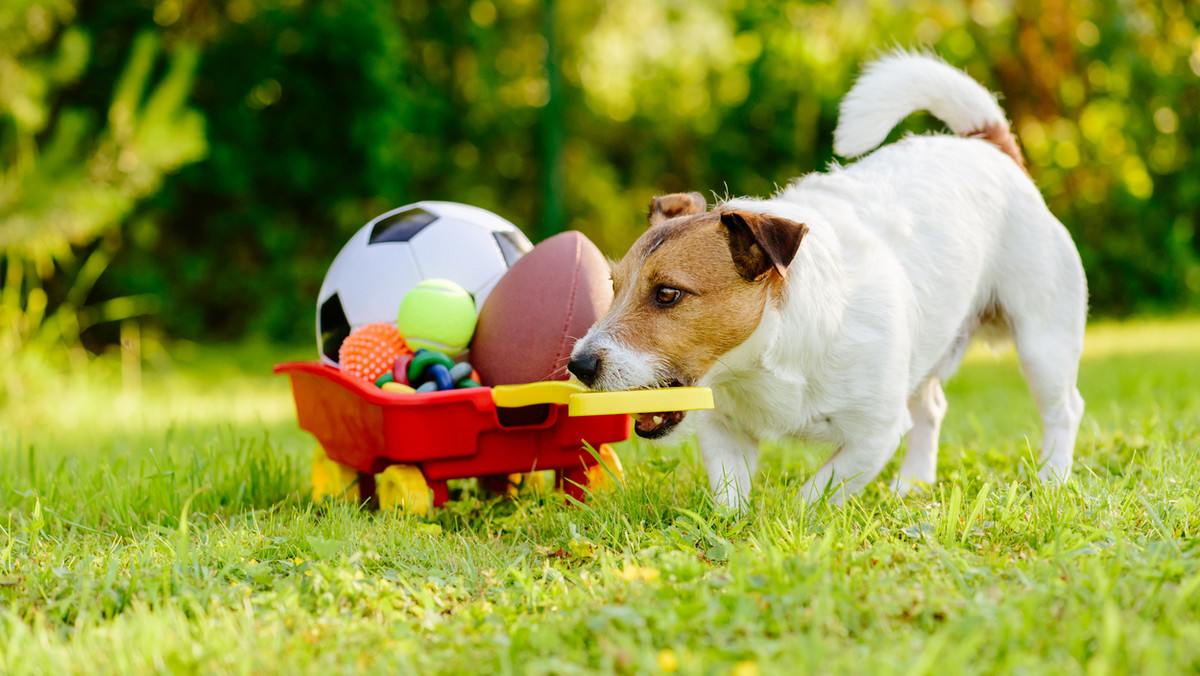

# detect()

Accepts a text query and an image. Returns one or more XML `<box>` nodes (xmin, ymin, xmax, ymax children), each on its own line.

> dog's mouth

<box><xmin>633</xmin><ymin>378</ymin><xmax>688</xmax><ymax>439</ymax></box>
<box><xmin>634</xmin><ymin>410</ymin><xmax>685</xmax><ymax>438</ymax></box>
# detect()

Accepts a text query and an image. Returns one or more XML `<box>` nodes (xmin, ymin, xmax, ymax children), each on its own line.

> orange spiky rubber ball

<box><xmin>338</xmin><ymin>323</ymin><xmax>411</xmax><ymax>383</ymax></box>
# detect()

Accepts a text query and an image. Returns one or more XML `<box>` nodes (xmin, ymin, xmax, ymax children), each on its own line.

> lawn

<box><xmin>2</xmin><ymin>318</ymin><xmax>1198</xmax><ymax>675</ymax></box>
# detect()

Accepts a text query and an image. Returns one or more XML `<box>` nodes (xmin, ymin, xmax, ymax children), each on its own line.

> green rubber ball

<box><xmin>396</xmin><ymin>279</ymin><xmax>477</xmax><ymax>356</ymax></box>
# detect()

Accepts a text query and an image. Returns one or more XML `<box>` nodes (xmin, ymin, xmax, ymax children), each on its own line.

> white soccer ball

<box><xmin>316</xmin><ymin>201</ymin><xmax>532</xmax><ymax>365</ymax></box>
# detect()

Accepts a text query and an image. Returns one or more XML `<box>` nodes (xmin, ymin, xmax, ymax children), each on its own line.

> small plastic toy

<box><xmin>403</xmin><ymin>349</ymin><xmax>481</xmax><ymax>392</ymax></box>
<box><xmin>450</xmin><ymin>362</ymin><xmax>481</xmax><ymax>388</ymax></box>
<box><xmin>338</xmin><ymin>323</ymin><xmax>411</xmax><ymax>383</ymax></box>
<box><xmin>449</xmin><ymin>362</ymin><xmax>473</xmax><ymax>383</ymax></box>
<box><xmin>392</xmin><ymin>353</ymin><xmax>413</xmax><ymax>385</ymax></box>
<box><xmin>407</xmin><ymin>349</ymin><xmax>453</xmax><ymax>383</ymax></box>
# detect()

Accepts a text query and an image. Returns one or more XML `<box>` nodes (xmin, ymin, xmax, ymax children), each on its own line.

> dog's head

<box><xmin>569</xmin><ymin>192</ymin><xmax>807</xmax><ymax>439</ymax></box>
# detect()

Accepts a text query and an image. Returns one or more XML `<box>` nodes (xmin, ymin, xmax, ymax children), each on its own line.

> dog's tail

<box><xmin>832</xmin><ymin>51</ymin><xmax>1026</xmax><ymax>173</ymax></box>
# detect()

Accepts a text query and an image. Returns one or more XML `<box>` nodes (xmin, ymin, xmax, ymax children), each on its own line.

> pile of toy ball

<box><xmin>338</xmin><ymin>279</ymin><xmax>483</xmax><ymax>394</ymax></box>
<box><xmin>317</xmin><ymin>201</ymin><xmax>614</xmax><ymax>393</ymax></box>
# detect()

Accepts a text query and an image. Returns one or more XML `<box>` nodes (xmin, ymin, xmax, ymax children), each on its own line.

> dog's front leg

<box><xmin>798</xmin><ymin>419</ymin><xmax>908</xmax><ymax>505</ymax></box>
<box><xmin>698</xmin><ymin>416</ymin><xmax>759</xmax><ymax>513</ymax></box>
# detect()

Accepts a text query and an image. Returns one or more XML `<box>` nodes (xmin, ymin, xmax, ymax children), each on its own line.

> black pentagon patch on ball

<box><xmin>494</xmin><ymin>230</ymin><xmax>533</xmax><ymax>267</ymax></box>
<box><xmin>319</xmin><ymin>293</ymin><xmax>351</xmax><ymax>363</ymax></box>
<box><xmin>369</xmin><ymin>208</ymin><xmax>438</xmax><ymax>244</ymax></box>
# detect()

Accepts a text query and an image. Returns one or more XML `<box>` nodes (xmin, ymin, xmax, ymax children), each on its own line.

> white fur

<box><xmin>834</xmin><ymin>50</ymin><xmax>1009</xmax><ymax>159</ymax></box>
<box><xmin>587</xmin><ymin>52</ymin><xmax>1088</xmax><ymax>510</ymax></box>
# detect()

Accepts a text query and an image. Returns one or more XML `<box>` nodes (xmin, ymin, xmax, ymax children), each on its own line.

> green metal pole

<box><xmin>540</xmin><ymin>0</ymin><xmax>564</xmax><ymax>239</ymax></box>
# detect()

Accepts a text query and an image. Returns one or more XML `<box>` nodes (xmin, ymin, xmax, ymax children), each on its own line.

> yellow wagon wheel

<box><xmin>506</xmin><ymin>470</ymin><xmax>555</xmax><ymax>496</ymax></box>
<box><xmin>585</xmin><ymin>444</ymin><xmax>625</xmax><ymax>493</ymax></box>
<box><xmin>376</xmin><ymin>464</ymin><xmax>433</xmax><ymax>516</ymax></box>
<box><xmin>311</xmin><ymin>444</ymin><xmax>359</xmax><ymax>504</ymax></box>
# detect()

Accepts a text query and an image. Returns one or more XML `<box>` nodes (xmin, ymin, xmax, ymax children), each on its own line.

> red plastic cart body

<box><xmin>275</xmin><ymin>361</ymin><xmax>631</xmax><ymax>505</ymax></box>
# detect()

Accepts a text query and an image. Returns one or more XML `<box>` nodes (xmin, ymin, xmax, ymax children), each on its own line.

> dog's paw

<box><xmin>888</xmin><ymin>475</ymin><xmax>932</xmax><ymax>497</ymax></box>
<box><xmin>1036</xmin><ymin>463</ymin><xmax>1072</xmax><ymax>485</ymax></box>
<box><xmin>711</xmin><ymin>500</ymin><xmax>747</xmax><ymax>519</ymax></box>
<box><xmin>710</xmin><ymin>485</ymin><xmax>751</xmax><ymax>516</ymax></box>
<box><xmin>797</xmin><ymin>479</ymin><xmax>847</xmax><ymax>507</ymax></box>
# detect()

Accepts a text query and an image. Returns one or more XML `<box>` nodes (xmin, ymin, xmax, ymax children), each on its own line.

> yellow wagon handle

<box><xmin>490</xmin><ymin>381</ymin><xmax>714</xmax><ymax>417</ymax></box>
<box><xmin>490</xmin><ymin>381</ymin><xmax>587</xmax><ymax>408</ymax></box>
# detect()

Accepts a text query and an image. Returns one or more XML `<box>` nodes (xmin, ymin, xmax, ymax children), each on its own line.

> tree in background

<box><xmin>0</xmin><ymin>0</ymin><xmax>205</xmax><ymax>398</ymax></box>
<box><xmin>90</xmin><ymin>0</ymin><xmax>418</xmax><ymax>341</ymax></box>
<box><xmin>97</xmin><ymin>0</ymin><xmax>553</xmax><ymax>341</ymax></box>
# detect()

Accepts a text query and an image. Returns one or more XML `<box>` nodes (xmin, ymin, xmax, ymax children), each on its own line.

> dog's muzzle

<box><xmin>567</xmin><ymin>352</ymin><xmax>600</xmax><ymax>387</ymax></box>
<box><xmin>569</xmin><ymin>348</ymin><xmax>689</xmax><ymax>439</ymax></box>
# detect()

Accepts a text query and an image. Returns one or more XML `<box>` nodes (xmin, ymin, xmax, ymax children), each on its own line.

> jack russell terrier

<box><xmin>568</xmin><ymin>51</ymin><xmax>1087</xmax><ymax>509</ymax></box>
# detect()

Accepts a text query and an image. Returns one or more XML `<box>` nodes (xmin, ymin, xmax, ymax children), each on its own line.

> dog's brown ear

<box><xmin>719</xmin><ymin>210</ymin><xmax>808</xmax><ymax>281</ymax></box>
<box><xmin>649</xmin><ymin>192</ymin><xmax>706</xmax><ymax>226</ymax></box>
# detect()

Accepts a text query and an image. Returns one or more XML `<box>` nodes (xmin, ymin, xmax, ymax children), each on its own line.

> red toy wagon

<box><xmin>276</xmin><ymin>361</ymin><xmax>633</xmax><ymax>513</ymax></box>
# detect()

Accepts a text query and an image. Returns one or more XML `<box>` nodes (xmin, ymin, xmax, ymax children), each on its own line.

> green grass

<box><xmin>2</xmin><ymin>319</ymin><xmax>1199</xmax><ymax>675</ymax></box>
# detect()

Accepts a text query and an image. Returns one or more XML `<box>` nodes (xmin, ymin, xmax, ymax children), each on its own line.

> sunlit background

<box><xmin>2</xmin><ymin>0</ymin><xmax>1198</xmax><ymax>398</ymax></box>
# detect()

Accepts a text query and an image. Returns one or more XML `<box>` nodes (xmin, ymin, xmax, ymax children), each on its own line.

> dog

<box><xmin>567</xmin><ymin>51</ymin><xmax>1087</xmax><ymax>509</ymax></box>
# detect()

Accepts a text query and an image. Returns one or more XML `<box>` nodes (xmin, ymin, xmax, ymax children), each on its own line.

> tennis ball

<box><xmin>396</xmin><ymin>279</ymin><xmax>477</xmax><ymax>356</ymax></box>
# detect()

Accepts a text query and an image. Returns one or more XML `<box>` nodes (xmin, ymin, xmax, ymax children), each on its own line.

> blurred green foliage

<box><xmin>2</xmin><ymin>0</ymin><xmax>1198</xmax><ymax>352</ymax></box>
<box><xmin>1</xmin><ymin>0</ymin><xmax>205</xmax><ymax>395</ymax></box>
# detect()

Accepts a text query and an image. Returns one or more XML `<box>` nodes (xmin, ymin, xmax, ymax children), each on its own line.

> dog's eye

<box><xmin>653</xmin><ymin>285</ymin><xmax>683</xmax><ymax>307</ymax></box>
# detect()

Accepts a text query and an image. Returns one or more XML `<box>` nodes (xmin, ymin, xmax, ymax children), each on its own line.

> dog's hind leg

<box><xmin>891</xmin><ymin>377</ymin><xmax>947</xmax><ymax>495</ymax></box>
<box><xmin>1003</xmin><ymin>255</ymin><xmax>1087</xmax><ymax>483</ymax></box>
<box><xmin>1011</xmin><ymin>320</ymin><xmax>1085</xmax><ymax>483</ymax></box>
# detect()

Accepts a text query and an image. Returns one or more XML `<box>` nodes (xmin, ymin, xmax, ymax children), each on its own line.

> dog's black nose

<box><xmin>568</xmin><ymin>353</ymin><xmax>601</xmax><ymax>387</ymax></box>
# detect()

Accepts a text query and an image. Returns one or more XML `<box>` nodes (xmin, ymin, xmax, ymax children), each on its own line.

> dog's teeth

<box><xmin>653</xmin><ymin>415</ymin><xmax>663</xmax><ymax>426</ymax></box>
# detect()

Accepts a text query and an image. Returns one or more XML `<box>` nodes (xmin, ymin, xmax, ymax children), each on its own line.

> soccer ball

<box><xmin>316</xmin><ymin>201</ymin><xmax>533</xmax><ymax>365</ymax></box>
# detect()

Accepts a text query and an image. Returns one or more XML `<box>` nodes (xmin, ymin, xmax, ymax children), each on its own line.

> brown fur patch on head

<box><xmin>966</xmin><ymin>122</ymin><xmax>1028</xmax><ymax>175</ymax></box>
<box><xmin>648</xmin><ymin>192</ymin><xmax>706</xmax><ymax>226</ymax></box>
<box><xmin>605</xmin><ymin>209</ymin><xmax>806</xmax><ymax>386</ymax></box>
